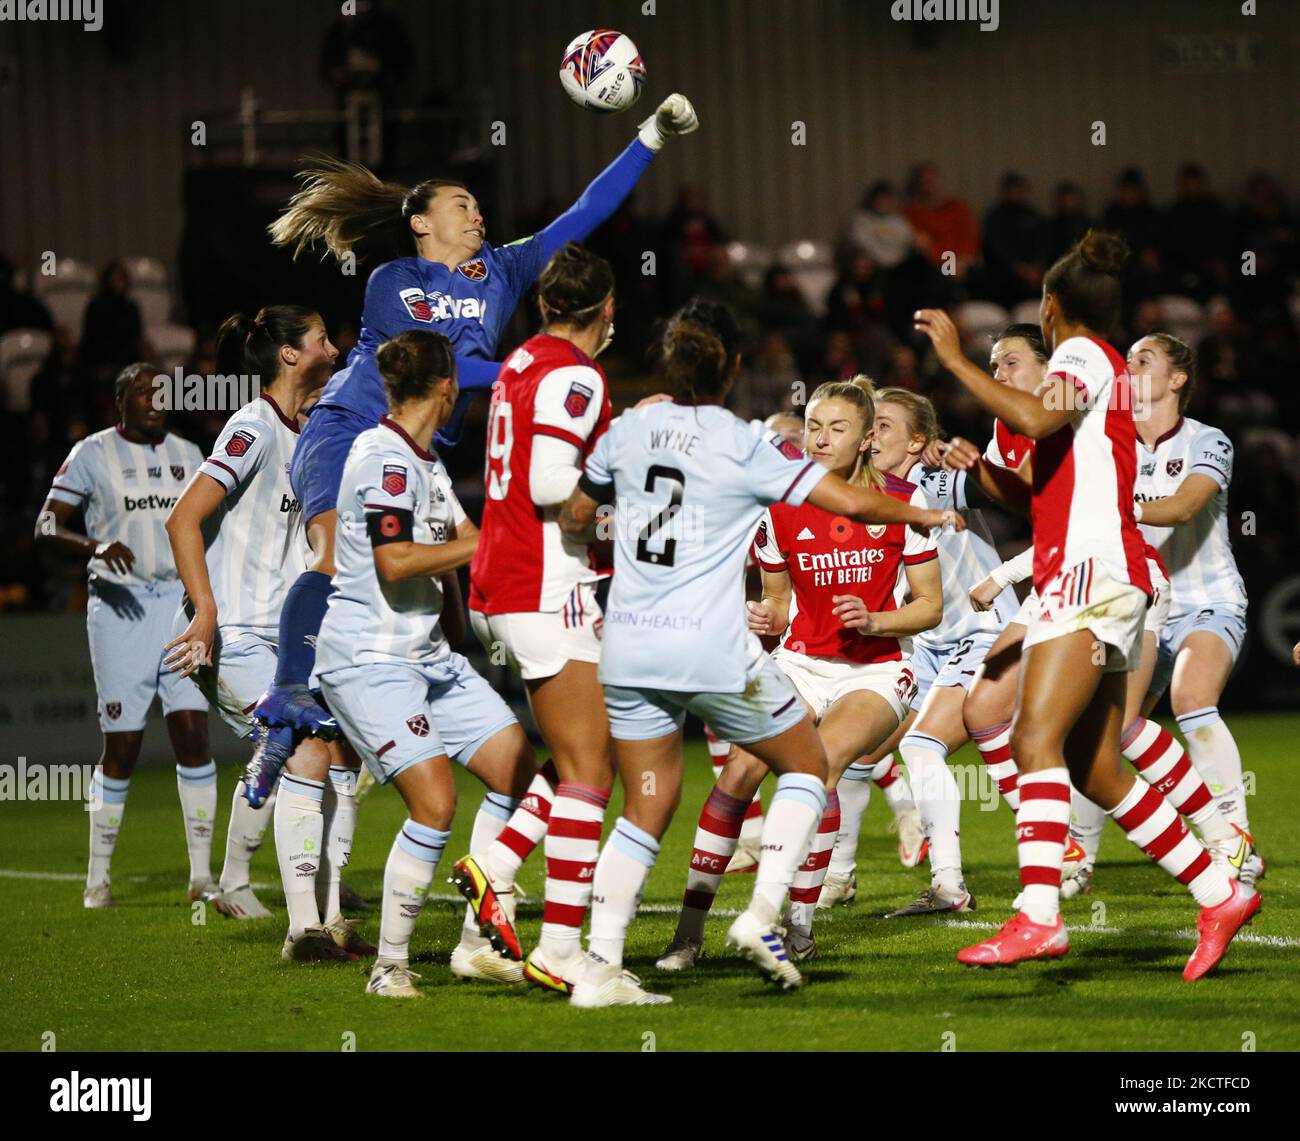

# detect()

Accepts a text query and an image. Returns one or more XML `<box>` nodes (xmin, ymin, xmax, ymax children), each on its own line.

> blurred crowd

<box><xmin>2</xmin><ymin>159</ymin><xmax>1297</xmax><ymax>615</ymax></box>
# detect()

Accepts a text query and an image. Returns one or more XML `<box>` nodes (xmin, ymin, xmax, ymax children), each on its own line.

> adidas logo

<box><xmin>521</xmin><ymin>794</ymin><xmax>542</xmax><ymax>815</ymax></box>
<box><xmin>797</xmin><ymin>527</ymin><xmax>815</xmax><ymax>540</ymax></box>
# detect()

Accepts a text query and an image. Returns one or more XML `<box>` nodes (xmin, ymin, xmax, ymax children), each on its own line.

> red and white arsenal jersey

<box><xmin>469</xmin><ymin>333</ymin><xmax>612</xmax><ymax>614</ymax></box>
<box><xmin>752</xmin><ymin>470</ymin><xmax>937</xmax><ymax>665</ymax></box>
<box><xmin>984</xmin><ymin>419</ymin><xmax>1032</xmax><ymax>471</ymax></box>
<box><xmin>1031</xmin><ymin>336</ymin><xmax>1151</xmax><ymax>597</ymax></box>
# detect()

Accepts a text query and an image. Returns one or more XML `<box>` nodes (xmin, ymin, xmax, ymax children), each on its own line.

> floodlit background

<box><xmin>1</xmin><ymin>0</ymin><xmax>1297</xmax><ymax>764</ymax></box>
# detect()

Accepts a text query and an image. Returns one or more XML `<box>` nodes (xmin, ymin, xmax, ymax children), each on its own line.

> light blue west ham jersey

<box><xmin>48</xmin><ymin>427</ymin><xmax>204</xmax><ymax>588</ymax></box>
<box><xmin>909</xmin><ymin>463</ymin><xmax>1015</xmax><ymax>646</ymax></box>
<box><xmin>316</xmin><ymin>419</ymin><xmax>469</xmax><ymax>673</ymax></box>
<box><xmin>1136</xmin><ymin>416</ymin><xmax>1246</xmax><ymax>618</ymax></box>
<box><xmin>584</xmin><ymin>403</ymin><xmax>827</xmax><ymax>693</ymax></box>
<box><xmin>197</xmin><ymin>394</ymin><xmax>308</xmax><ymax>634</ymax></box>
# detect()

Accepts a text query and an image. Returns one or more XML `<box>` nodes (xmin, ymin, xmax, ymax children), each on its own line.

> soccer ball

<box><xmin>559</xmin><ymin>29</ymin><xmax>646</xmax><ymax>114</ymax></box>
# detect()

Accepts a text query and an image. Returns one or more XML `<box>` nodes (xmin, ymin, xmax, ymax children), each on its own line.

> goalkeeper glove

<box><xmin>638</xmin><ymin>93</ymin><xmax>700</xmax><ymax>152</ymax></box>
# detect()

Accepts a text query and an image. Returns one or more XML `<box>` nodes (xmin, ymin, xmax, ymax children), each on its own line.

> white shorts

<box><xmin>909</xmin><ymin>630</ymin><xmax>1000</xmax><ymax>709</ymax></box>
<box><xmin>319</xmin><ymin>652</ymin><xmax>517</xmax><ymax>784</ymax></box>
<box><xmin>470</xmin><ymin>581</ymin><xmax>603</xmax><ymax>681</ymax></box>
<box><xmin>772</xmin><ymin>646</ymin><xmax>916</xmax><ymax>723</ymax></box>
<box><xmin>604</xmin><ymin>654</ymin><xmax>807</xmax><ymax>744</ymax></box>
<box><xmin>1010</xmin><ymin>588</ymin><xmax>1038</xmax><ymax>629</ymax></box>
<box><xmin>88</xmin><ymin>579</ymin><xmax>207</xmax><ymax>732</ymax></box>
<box><xmin>1021</xmin><ymin>559</ymin><xmax>1148</xmax><ymax>674</ymax></box>
<box><xmin>1150</xmin><ymin>604</ymin><xmax>1248</xmax><ymax>700</ymax></box>
<box><xmin>190</xmin><ymin>626</ymin><xmax>278</xmax><ymax>740</ymax></box>
<box><xmin>1144</xmin><ymin>557</ymin><xmax>1171</xmax><ymax>635</ymax></box>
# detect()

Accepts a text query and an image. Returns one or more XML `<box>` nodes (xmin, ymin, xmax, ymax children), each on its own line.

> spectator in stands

<box><xmin>980</xmin><ymin>171</ymin><xmax>1045</xmax><ymax>306</ymax></box>
<box><xmin>78</xmin><ymin>260</ymin><xmax>143</xmax><ymax>385</ymax></box>
<box><xmin>729</xmin><ymin>331</ymin><xmax>801</xmax><ymax>422</ymax></box>
<box><xmin>825</xmin><ymin>247</ymin><xmax>896</xmax><ymax>377</ymax></box>
<box><xmin>819</xmin><ymin>330</ymin><xmax>862</xmax><ymax>383</ymax></box>
<box><xmin>661</xmin><ymin>184</ymin><xmax>728</xmax><ymax>302</ymax></box>
<box><xmin>843</xmin><ymin>181</ymin><xmax>916</xmax><ymax>270</ymax></box>
<box><xmin>903</xmin><ymin>161</ymin><xmax>980</xmax><ymax>282</ymax></box>
<box><xmin>1164</xmin><ymin>163</ymin><xmax>1233</xmax><ymax>299</ymax></box>
<box><xmin>1197</xmin><ymin>298</ymin><xmax>1271</xmax><ymax>433</ymax></box>
<box><xmin>695</xmin><ymin>245</ymin><xmax>761</xmax><ymax>343</ymax></box>
<box><xmin>881</xmin><ymin>342</ymin><xmax>922</xmax><ymax>391</ymax></box>
<box><xmin>587</xmin><ymin>194</ymin><xmax>663</xmax><ymax>355</ymax></box>
<box><xmin>1041</xmin><ymin>181</ymin><xmax>1093</xmax><ymax>266</ymax></box>
<box><xmin>0</xmin><ymin>257</ymin><xmax>54</xmax><ymax>337</ymax></box>
<box><xmin>1102</xmin><ymin>166</ymin><xmax>1163</xmax><ymax>257</ymax></box>
<box><xmin>757</xmin><ymin>263</ymin><xmax>818</xmax><ymax>359</ymax></box>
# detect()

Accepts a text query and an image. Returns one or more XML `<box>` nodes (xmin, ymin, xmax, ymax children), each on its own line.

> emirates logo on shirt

<box><xmin>1166</xmin><ymin>459</ymin><xmax>1184</xmax><ymax>477</ymax></box>
<box><xmin>406</xmin><ymin>714</ymin><xmax>430</xmax><ymax>737</ymax></box>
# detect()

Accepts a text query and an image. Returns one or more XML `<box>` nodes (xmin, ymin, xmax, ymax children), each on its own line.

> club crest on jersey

<box><xmin>866</xmin><ymin>524</ymin><xmax>887</xmax><ymax>539</ymax></box>
<box><xmin>406</xmin><ymin>714</ymin><xmax>430</xmax><ymax>737</ymax></box>
<box><xmin>1166</xmin><ymin>459</ymin><xmax>1184</xmax><ymax>477</ymax></box>
<box><xmin>564</xmin><ymin>381</ymin><xmax>594</xmax><ymax>418</ymax></box>
<box><xmin>770</xmin><ymin>435</ymin><xmax>804</xmax><ymax>462</ymax></box>
<box><xmin>105</xmin><ymin>702</ymin><xmax>122</xmax><ymax>721</ymax></box>
<box><xmin>457</xmin><ymin>257</ymin><xmax>488</xmax><ymax>281</ymax></box>
<box><xmin>400</xmin><ymin>287</ymin><xmax>434</xmax><ymax>323</ymax></box>
<box><xmin>382</xmin><ymin>464</ymin><xmax>408</xmax><ymax>496</ymax></box>
<box><xmin>225</xmin><ymin>429</ymin><xmax>256</xmax><ymax>457</ymax></box>
<box><xmin>757</xmin><ymin>520</ymin><xmax>772</xmax><ymax>547</ymax></box>
<box><xmin>171</xmin><ymin>465</ymin><xmax>185</xmax><ymax>480</ymax></box>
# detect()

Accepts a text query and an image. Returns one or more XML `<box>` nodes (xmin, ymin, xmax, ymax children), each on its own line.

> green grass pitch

<box><xmin>3</xmin><ymin>714</ymin><xmax>1296</xmax><ymax>1052</ymax></box>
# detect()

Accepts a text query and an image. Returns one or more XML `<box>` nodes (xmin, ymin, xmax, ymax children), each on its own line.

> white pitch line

<box><xmin>934</xmin><ymin>917</ymin><xmax>1300</xmax><ymax>949</ymax></box>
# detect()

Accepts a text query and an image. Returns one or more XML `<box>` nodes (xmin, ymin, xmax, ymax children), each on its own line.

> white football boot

<box><xmin>725</xmin><ymin>838</ymin><xmax>761</xmax><ymax>874</ymax></box>
<box><xmin>570</xmin><ymin>958</ymin><xmax>672</xmax><ymax>1007</ymax></box>
<box><xmin>816</xmin><ymin>870</ymin><xmax>857</xmax><ymax>909</ymax></box>
<box><xmin>366</xmin><ymin>958</ymin><xmax>424</xmax><ymax>998</ymax></box>
<box><xmin>210</xmin><ymin>883</ymin><xmax>273</xmax><ymax>920</ymax></box>
<box><xmin>450</xmin><ymin>942</ymin><xmax>524</xmax><ymax>984</ymax></box>
<box><xmin>726</xmin><ymin>909</ymin><xmax>803</xmax><ymax>990</ymax></box>
<box><xmin>523</xmin><ymin>945</ymin><xmax>586</xmax><ymax>995</ymax></box>
<box><xmin>893</xmin><ymin>807</ymin><xmax>928</xmax><ymax>868</ymax></box>
<box><xmin>83</xmin><ymin>882</ymin><xmax>113</xmax><ymax>909</ymax></box>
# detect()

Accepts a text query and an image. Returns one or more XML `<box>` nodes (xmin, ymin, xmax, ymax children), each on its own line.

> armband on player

<box><xmin>366</xmin><ymin>507</ymin><xmax>414</xmax><ymax>548</ymax></box>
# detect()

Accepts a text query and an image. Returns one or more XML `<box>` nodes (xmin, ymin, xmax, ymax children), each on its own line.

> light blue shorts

<box><xmin>1150</xmin><ymin>606</ymin><xmax>1248</xmax><ymax>700</ymax></box>
<box><xmin>604</xmin><ymin>655</ymin><xmax>808</xmax><ymax>744</ymax></box>
<box><xmin>909</xmin><ymin>630</ymin><xmax>1000</xmax><ymax>711</ymax></box>
<box><xmin>318</xmin><ymin>652</ymin><xmax>517</xmax><ymax>784</ymax></box>
<box><xmin>88</xmin><ymin>579</ymin><xmax>207</xmax><ymax>732</ymax></box>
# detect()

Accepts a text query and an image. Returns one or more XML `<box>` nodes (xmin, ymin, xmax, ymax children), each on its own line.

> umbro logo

<box><xmin>797</xmin><ymin>527</ymin><xmax>815</xmax><ymax>540</ymax></box>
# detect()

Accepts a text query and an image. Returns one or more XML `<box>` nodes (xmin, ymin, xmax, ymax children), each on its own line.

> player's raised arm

<box><xmin>533</xmin><ymin>94</ymin><xmax>699</xmax><ymax>262</ymax></box>
<box><xmin>914</xmin><ymin>307</ymin><xmax>1076</xmax><ymax>440</ymax></box>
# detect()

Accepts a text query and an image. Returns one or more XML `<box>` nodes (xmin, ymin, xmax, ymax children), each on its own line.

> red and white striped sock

<box><xmin>787</xmin><ymin>790</ymin><xmax>840</xmax><ymax>937</ymax></box>
<box><xmin>1121</xmin><ymin>718</ymin><xmax>1234</xmax><ymax>845</ymax></box>
<box><xmin>487</xmin><ymin>760</ymin><xmax>556</xmax><ymax>878</ymax></box>
<box><xmin>538</xmin><ymin>780</ymin><xmax>609</xmax><ymax>960</ymax></box>
<box><xmin>1015</xmin><ymin>769</ymin><xmax>1072</xmax><ymax>924</ymax></box>
<box><xmin>971</xmin><ymin>721</ymin><xmax>1021</xmax><ymax>811</ymax></box>
<box><xmin>707</xmin><ymin>726</ymin><xmax>763</xmax><ymax>840</ymax></box>
<box><xmin>675</xmin><ymin>784</ymin><xmax>749</xmax><ymax>942</ymax></box>
<box><xmin>1110</xmin><ymin>775</ymin><xmax>1232</xmax><ymax>908</ymax></box>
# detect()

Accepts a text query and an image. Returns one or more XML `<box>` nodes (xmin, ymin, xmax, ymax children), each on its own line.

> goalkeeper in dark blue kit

<box><xmin>243</xmin><ymin>94</ymin><xmax>700</xmax><ymax>802</ymax></box>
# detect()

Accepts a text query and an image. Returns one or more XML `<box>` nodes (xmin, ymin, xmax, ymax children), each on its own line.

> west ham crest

<box><xmin>457</xmin><ymin>258</ymin><xmax>488</xmax><ymax>281</ymax></box>
<box><xmin>171</xmin><ymin>465</ymin><xmax>185</xmax><ymax>480</ymax></box>
<box><xmin>406</xmin><ymin>714</ymin><xmax>430</xmax><ymax>737</ymax></box>
<box><xmin>1166</xmin><ymin>459</ymin><xmax>1184</xmax><ymax>477</ymax></box>
<box><xmin>105</xmin><ymin>702</ymin><xmax>122</xmax><ymax>720</ymax></box>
